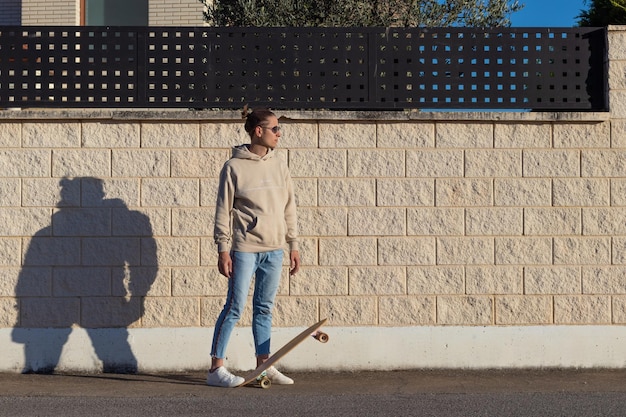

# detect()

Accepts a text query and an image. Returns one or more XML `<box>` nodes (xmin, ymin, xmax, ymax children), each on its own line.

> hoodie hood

<box><xmin>232</xmin><ymin>144</ymin><xmax>276</xmax><ymax>161</ymax></box>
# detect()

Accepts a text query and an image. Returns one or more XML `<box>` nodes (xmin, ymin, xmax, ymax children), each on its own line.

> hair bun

<box><xmin>241</xmin><ymin>104</ymin><xmax>250</xmax><ymax>120</ymax></box>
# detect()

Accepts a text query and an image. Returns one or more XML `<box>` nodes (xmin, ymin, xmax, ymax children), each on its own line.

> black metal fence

<box><xmin>0</xmin><ymin>26</ymin><xmax>608</xmax><ymax>111</ymax></box>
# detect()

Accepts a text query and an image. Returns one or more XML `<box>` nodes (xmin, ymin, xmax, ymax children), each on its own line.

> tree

<box><xmin>578</xmin><ymin>0</ymin><xmax>626</xmax><ymax>26</ymax></box>
<box><xmin>199</xmin><ymin>0</ymin><xmax>524</xmax><ymax>28</ymax></box>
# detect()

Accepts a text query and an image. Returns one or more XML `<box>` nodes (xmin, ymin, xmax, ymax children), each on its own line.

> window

<box><xmin>82</xmin><ymin>0</ymin><xmax>148</xmax><ymax>25</ymax></box>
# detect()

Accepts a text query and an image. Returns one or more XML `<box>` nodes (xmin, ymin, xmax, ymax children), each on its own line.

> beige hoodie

<box><xmin>214</xmin><ymin>144</ymin><xmax>299</xmax><ymax>253</ymax></box>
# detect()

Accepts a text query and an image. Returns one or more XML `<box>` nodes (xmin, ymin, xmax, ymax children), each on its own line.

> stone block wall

<box><xmin>16</xmin><ymin>0</ymin><xmax>204</xmax><ymax>26</ymax></box>
<box><xmin>0</xmin><ymin>107</ymin><xmax>622</xmax><ymax>333</ymax></box>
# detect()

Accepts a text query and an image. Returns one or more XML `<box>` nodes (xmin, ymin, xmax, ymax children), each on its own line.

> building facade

<box><xmin>0</xmin><ymin>0</ymin><xmax>205</xmax><ymax>26</ymax></box>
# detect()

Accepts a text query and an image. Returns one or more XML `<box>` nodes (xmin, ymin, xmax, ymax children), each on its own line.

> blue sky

<box><xmin>510</xmin><ymin>0</ymin><xmax>587</xmax><ymax>27</ymax></box>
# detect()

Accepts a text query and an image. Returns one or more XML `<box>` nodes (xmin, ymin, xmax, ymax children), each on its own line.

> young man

<box><xmin>207</xmin><ymin>107</ymin><xmax>301</xmax><ymax>388</ymax></box>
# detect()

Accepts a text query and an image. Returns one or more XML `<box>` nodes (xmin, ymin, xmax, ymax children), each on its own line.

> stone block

<box><xmin>0</xmin><ymin>208</ymin><xmax>51</xmax><ymax>236</ymax></box>
<box><xmin>83</xmin><ymin>178</ymin><xmax>141</xmax><ymax>208</ymax></box>
<box><xmin>142</xmin><ymin>297</ymin><xmax>200</xmax><ymax>327</ymax></box>
<box><xmin>293</xmin><ymin>178</ymin><xmax>318</xmax><ymax>207</ymax></box>
<box><xmin>612</xmin><ymin>179</ymin><xmax>626</xmax><ymax>206</ymax></box>
<box><xmin>378</xmin><ymin>237</ymin><xmax>435</xmax><ymax>265</ymax></box>
<box><xmin>318</xmin><ymin>179</ymin><xmax>375</xmax><ymax>207</ymax></box>
<box><xmin>52</xmin><ymin>149</ymin><xmax>111</xmax><ymax>177</ymax></box>
<box><xmin>147</xmin><ymin>238</ymin><xmax>199</xmax><ymax>267</ymax></box>
<box><xmin>407</xmin><ymin>208</ymin><xmax>464</xmax><ymax>236</ymax></box>
<box><xmin>320</xmin><ymin>296</ymin><xmax>377</xmax><ymax>325</ymax></box>
<box><xmin>494</xmin><ymin>178</ymin><xmax>552</xmax><ymax>207</ymax></box>
<box><xmin>348</xmin><ymin>208</ymin><xmax>405</xmax><ymax>236</ymax></box>
<box><xmin>172</xmin><ymin>149</ymin><xmax>227</xmax><ymax>177</ymax></box>
<box><xmin>81</xmin><ymin>297</ymin><xmax>142</xmax><ymax>327</ymax></box>
<box><xmin>406</xmin><ymin>150</ymin><xmax>463</xmax><ymax>177</ymax></box>
<box><xmin>279</xmin><ymin>123</ymin><xmax>318</xmax><ymax>148</ymax></box>
<box><xmin>298</xmin><ymin>207</ymin><xmax>347</xmax><ymax>236</ymax></box>
<box><xmin>349</xmin><ymin>266</ymin><xmax>406</xmax><ymax>295</ymax></box>
<box><xmin>466</xmin><ymin>207</ymin><xmax>523</xmax><ymax>236</ymax></box>
<box><xmin>407</xmin><ymin>266</ymin><xmax>464</xmax><ymax>295</ymax></box>
<box><xmin>465</xmin><ymin>150</ymin><xmax>522</xmax><ymax>177</ymax></box>
<box><xmin>613</xmin><ymin>237</ymin><xmax>626</xmax><ymax>264</ymax></box>
<box><xmin>523</xmin><ymin>150</ymin><xmax>580</xmax><ymax>177</ymax></box>
<box><xmin>52</xmin><ymin>267</ymin><xmax>111</xmax><ymax>296</ymax></box>
<box><xmin>466</xmin><ymin>266</ymin><xmax>522</xmax><ymax>294</ymax></box>
<box><xmin>495</xmin><ymin>296</ymin><xmax>552</xmax><ymax>325</ymax></box>
<box><xmin>0</xmin><ymin>123</ymin><xmax>20</xmax><ymax>147</ymax></box>
<box><xmin>435</xmin><ymin>179</ymin><xmax>492</xmax><ymax>207</ymax></box>
<box><xmin>437</xmin><ymin>237</ymin><xmax>494</xmax><ymax>265</ymax></box>
<box><xmin>111</xmin><ymin>266</ymin><xmax>170</xmax><ymax>297</ymax></box>
<box><xmin>20</xmin><ymin>297</ymin><xmax>80</xmax><ymax>327</ymax></box>
<box><xmin>554</xmin><ymin>237</ymin><xmax>611</xmax><ymax>265</ymax></box>
<box><xmin>112</xmin><ymin>150</ymin><xmax>170</xmax><ymax>177</ymax></box>
<box><xmin>142</xmin><ymin>122</ymin><xmax>199</xmax><ymax>148</ymax></box>
<box><xmin>436</xmin><ymin>123</ymin><xmax>493</xmax><ymax>148</ymax></box>
<box><xmin>289</xmin><ymin>149</ymin><xmax>346</xmax><ymax>177</ymax></box>
<box><xmin>319</xmin><ymin>122</ymin><xmax>376</xmax><ymax>148</ymax></box>
<box><xmin>0</xmin><ymin>179</ymin><xmax>21</xmax><ymax>207</ymax></box>
<box><xmin>582</xmin><ymin>150</ymin><xmax>626</xmax><ymax>177</ymax></box>
<box><xmin>554</xmin><ymin>122</ymin><xmax>610</xmax><ymax>148</ymax></box>
<box><xmin>272</xmin><ymin>297</ymin><xmax>319</xmax><ymax>326</ymax></box>
<box><xmin>437</xmin><ymin>295</ymin><xmax>493</xmax><ymax>325</ymax></box>
<box><xmin>0</xmin><ymin>150</ymin><xmax>50</xmax><ymax>177</ymax></box>
<box><xmin>553</xmin><ymin>179</ymin><xmax>609</xmax><ymax>207</ymax></box>
<box><xmin>554</xmin><ymin>295</ymin><xmax>611</xmax><ymax>324</ymax></box>
<box><xmin>524</xmin><ymin>208</ymin><xmax>581</xmax><ymax>236</ymax></box>
<box><xmin>582</xmin><ymin>267</ymin><xmax>626</xmax><ymax>294</ymax></box>
<box><xmin>172</xmin><ymin>208</ymin><xmax>214</xmax><ymax>237</ymax></box>
<box><xmin>2</xmin><ymin>267</ymin><xmax>50</xmax><ymax>298</ymax></box>
<box><xmin>82</xmin><ymin>122</ymin><xmax>140</xmax><ymax>148</ymax></box>
<box><xmin>81</xmin><ymin>237</ymin><xmax>142</xmax><ymax>266</ymax></box>
<box><xmin>172</xmin><ymin>267</ymin><xmax>227</xmax><ymax>296</ymax></box>
<box><xmin>377</xmin><ymin>179</ymin><xmax>434</xmax><ymax>207</ymax></box>
<box><xmin>200</xmin><ymin>122</ymin><xmax>245</xmax><ymax>149</ymax></box>
<box><xmin>22</xmin><ymin>237</ymin><xmax>79</xmax><ymax>266</ymax></box>
<box><xmin>347</xmin><ymin>149</ymin><xmax>405</xmax><ymax>177</ymax></box>
<box><xmin>319</xmin><ymin>238</ymin><xmax>377</xmax><ymax>266</ymax></box>
<box><xmin>495</xmin><ymin>237</ymin><xmax>552</xmax><ymax>265</ymax></box>
<box><xmin>51</xmin><ymin>208</ymin><xmax>111</xmax><ymax>237</ymax></box>
<box><xmin>583</xmin><ymin>208</ymin><xmax>626</xmax><ymax>235</ymax></box>
<box><xmin>290</xmin><ymin>267</ymin><xmax>348</xmax><ymax>295</ymax></box>
<box><xmin>141</xmin><ymin>179</ymin><xmax>199</xmax><ymax>207</ymax></box>
<box><xmin>0</xmin><ymin>298</ymin><xmax>18</xmax><ymax>327</ymax></box>
<box><xmin>610</xmin><ymin>119</ymin><xmax>626</xmax><ymax>148</ymax></box>
<box><xmin>379</xmin><ymin>296</ymin><xmax>436</xmax><ymax>325</ymax></box>
<box><xmin>23</xmin><ymin>122</ymin><xmax>80</xmax><ymax>148</ymax></box>
<box><xmin>376</xmin><ymin>122</ymin><xmax>434</xmax><ymax>148</ymax></box>
<box><xmin>524</xmin><ymin>266</ymin><xmax>581</xmax><ymax>294</ymax></box>
<box><xmin>494</xmin><ymin>123</ymin><xmax>551</xmax><ymax>148</ymax></box>
<box><xmin>0</xmin><ymin>238</ymin><xmax>20</xmax><ymax>267</ymax></box>
<box><xmin>613</xmin><ymin>297</ymin><xmax>626</xmax><ymax>323</ymax></box>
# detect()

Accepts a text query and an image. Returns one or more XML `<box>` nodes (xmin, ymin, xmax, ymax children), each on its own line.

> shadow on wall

<box><xmin>11</xmin><ymin>177</ymin><xmax>158</xmax><ymax>373</ymax></box>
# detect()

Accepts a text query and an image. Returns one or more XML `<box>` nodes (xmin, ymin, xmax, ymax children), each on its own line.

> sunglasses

<box><xmin>259</xmin><ymin>125</ymin><xmax>281</xmax><ymax>134</ymax></box>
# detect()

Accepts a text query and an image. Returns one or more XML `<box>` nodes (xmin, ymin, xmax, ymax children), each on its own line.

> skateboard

<box><xmin>237</xmin><ymin>318</ymin><xmax>329</xmax><ymax>388</ymax></box>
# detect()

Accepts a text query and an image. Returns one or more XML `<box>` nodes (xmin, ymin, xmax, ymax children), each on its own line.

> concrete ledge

<box><xmin>0</xmin><ymin>108</ymin><xmax>611</xmax><ymax>123</ymax></box>
<box><xmin>2</xmin><ymin>326</ymin><xmax>625</xmax><ymax>373</ymax></box>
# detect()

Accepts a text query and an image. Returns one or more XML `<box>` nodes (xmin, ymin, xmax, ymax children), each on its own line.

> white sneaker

<box><xmin>206</xmin><ymin>367</ymin><xmax>245</xmax><ymax>388</ymax></box>
<box><xmin>265</xmin><ymin>366</ymin><xmax>294</xmax><ymax>385</ymax></box>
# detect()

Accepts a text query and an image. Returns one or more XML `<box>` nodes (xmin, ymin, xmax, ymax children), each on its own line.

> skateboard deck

<box><xmin>237</xmin><ymin>318</ymin><xmax>329</xmax><ymax>388</ymax></box>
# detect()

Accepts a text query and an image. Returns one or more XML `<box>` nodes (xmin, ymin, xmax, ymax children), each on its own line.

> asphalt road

<box><xmin>2</xmin><ymin>369</ymin><xmax>626</xmax><ymax>416</ymax></box>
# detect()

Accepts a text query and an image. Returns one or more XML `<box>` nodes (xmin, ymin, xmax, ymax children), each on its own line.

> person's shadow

<box><xmin>12</xmin><ymin>177</ymin><xmax>158</xmax><ymax>373</ymax></box>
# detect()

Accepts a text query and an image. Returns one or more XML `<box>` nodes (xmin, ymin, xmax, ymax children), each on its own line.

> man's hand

<box><xmin>289</xmin><ymin>250</ymin><xmax>301</xmax><ymax>276</ymax></box>
<box><xmin>217</xmin><ymin>251</ymin><xmax>233</xmax><ymax>278</ymax></box>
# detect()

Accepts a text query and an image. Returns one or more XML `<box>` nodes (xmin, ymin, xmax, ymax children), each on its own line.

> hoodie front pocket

<box><xmin>245</xmin><ymin>213</ymin><xmax>285</xmax><ymax>247</ymax></box>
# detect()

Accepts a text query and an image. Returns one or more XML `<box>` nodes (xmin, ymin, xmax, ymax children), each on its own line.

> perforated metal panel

<box><xmin>0</xmin><ymin>26</ymin><xmax>607</xmax><ymax>110</ymax></box>
<box><xmin>0</xmin><ymin>28</ymin><xmax>138</xmax><ymax>106</ymax></box>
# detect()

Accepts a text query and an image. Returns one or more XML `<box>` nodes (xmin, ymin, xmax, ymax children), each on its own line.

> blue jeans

<box><xmin>211</xmin><ymin>249</ymin><xmax>283</xmax><ymax>359</ymax></box>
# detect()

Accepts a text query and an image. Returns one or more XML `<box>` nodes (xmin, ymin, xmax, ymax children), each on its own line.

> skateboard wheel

<box><xmin>313</xmin><ymin>331</ymin><xmax>329</xmax><ymax>343</ymax></box>
<box><xmin>259</xmin><ymin>377</ymin><xmax>271</xmax><ymax>389</ymax></box>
